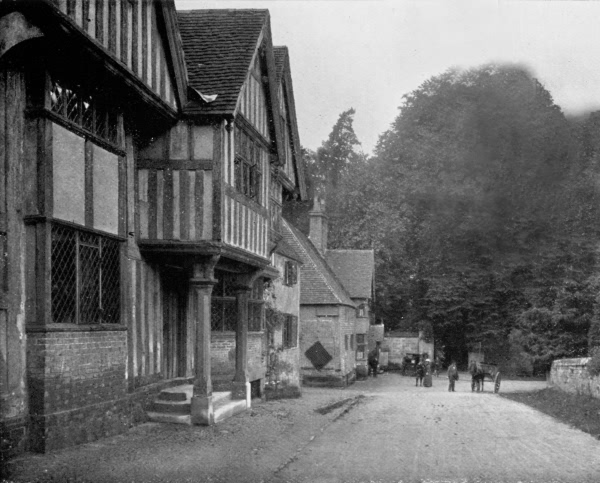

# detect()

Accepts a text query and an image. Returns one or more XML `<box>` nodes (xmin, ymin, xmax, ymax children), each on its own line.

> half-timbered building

<box><xmin>0</xmin><ymin>2</ymin><xmax>306</xmax><ymax>460</ymax></box>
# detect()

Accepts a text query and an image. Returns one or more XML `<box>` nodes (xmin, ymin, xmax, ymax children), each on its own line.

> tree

<box><xmin>355</xmin><ymin>64</ymin><xmax>600</xmax><ymax>368</ymax></box>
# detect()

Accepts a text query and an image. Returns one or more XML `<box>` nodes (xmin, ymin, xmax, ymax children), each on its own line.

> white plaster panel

<box><xmin>93</xmin><ymin>145</ymin><xmax>119</xmax><ymax>234</ymax></box>
<box><xmin>192</xmin><ymin>125</ymin><xmax>213</xmax><ymax>159</ymax></box>
<box><xmin>53</xmin><ymin>123</ymin><xmax>85</xmax><ymax>225</ymax></box>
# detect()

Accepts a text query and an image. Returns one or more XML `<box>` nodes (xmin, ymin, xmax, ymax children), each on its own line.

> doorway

<box><xmin>162</xmin><ymin>268</ymin><xmax>188</xmax><ymax>379</ymax></box>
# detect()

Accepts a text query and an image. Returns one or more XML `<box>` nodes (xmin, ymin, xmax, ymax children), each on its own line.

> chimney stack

<box><xmin>308</xmin><ymin>197</ymin><xmax>328</xmax><ymax>254</ymax></box>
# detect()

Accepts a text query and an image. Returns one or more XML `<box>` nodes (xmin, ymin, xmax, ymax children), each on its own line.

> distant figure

<box><xmin>368</xmin><ymin>342</ymin><xmax>381</xmax><ymax>378</ymax></box>
<box><xmin>402</xmin><ymin>355</ymin><xmax>412</xmax><ymax>375</ymax></box>
<box><xmin>433</xmin><ymin>357</ymin><xmax>441</xmax><ymax>377</ymax></box>
<box><xmin>423</xmin><ymin>358</ymin><xmax>433</xmax><ymax>387</ymax></box>
<box><xmin>447</xmin><ymin>361</ymin><xmax>459</xmax><ymax>392</ymax></box>
<box><xmin>415</xmin><ymin>361</ymin><xmax>425</xmax><ymax>386</ymax></box>
<box><xmin>468</xmin><ymin>360</ymin><xmax>485</xmax><ymax>392</ymax></box>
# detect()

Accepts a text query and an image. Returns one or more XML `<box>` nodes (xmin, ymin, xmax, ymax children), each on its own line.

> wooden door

<box><xmin>162</xmin><ymin>269</ymin><xmax>187</xmax><ymax>379</ymax></box>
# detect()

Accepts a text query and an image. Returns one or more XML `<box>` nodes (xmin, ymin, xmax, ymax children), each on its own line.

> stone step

<box><xmin>146</xmin><ymin>386</ymin><xmax>246</xmax><ymax>425</ymax></box>
<box><xmin>148</xmin><ymin>399</ymin><xmax>190</xmax><ymax>414</ymax></box>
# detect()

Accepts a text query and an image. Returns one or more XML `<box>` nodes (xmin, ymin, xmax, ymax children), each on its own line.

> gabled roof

<box><xmin>325</xmin><ymin>250</ymin><xmax>375</xmax><ymax>299</ymax></box>
<box><xmin>159</xmin><ymin>0</ymin><xmax>189</xmax><ymax>109</ymax></box>
<box><xmin>274</xmin><ymin>237</ymin><xmax>303</xmax><ymax>263</ymax></box>
<box><xmin>273</xmin><ymin>46</ymin><xmax>308</xmax><ymax>200</ymax></box>
<box><xmin>177</xmin><ymin>9</ymin><xmax>267</xmax><ymax>116</ymax></box>
<box><xmin>282</xmin><ymin>219</ymin><xmax>355</xmax><ymax>307</ymax></box>
<box><xmin>177</xmin><ymin>9</ymin><xmax>285</xmax><ymax>164</ymax></box>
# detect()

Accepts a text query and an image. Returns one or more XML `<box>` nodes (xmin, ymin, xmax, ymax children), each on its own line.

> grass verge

<box><xmin>501</xmin><ymin>387</ymin><xmax>600</xmax><ymax>440</ymax></box>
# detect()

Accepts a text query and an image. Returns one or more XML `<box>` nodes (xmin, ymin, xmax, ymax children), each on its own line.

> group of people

<box><xmin>367</xmin><ymin>343</ymin><xmax>460</xmax><ymax>392</ymax></box>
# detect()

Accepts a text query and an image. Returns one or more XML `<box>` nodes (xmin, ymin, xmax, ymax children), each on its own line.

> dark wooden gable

<box><xmin>274</xmin><ymin>46</ymin><xmax>307</xmax><ymax>200</ymax></box>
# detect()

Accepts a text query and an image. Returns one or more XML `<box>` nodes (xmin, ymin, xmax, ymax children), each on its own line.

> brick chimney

<box><xmin>308</xmin><ymin>197</ymin><xmax>328</xmax><ymax>254</ymax></box>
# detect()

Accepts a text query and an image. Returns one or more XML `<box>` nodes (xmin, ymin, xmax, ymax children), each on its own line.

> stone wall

<box><xmin>26</xmin><ymin>327</ymin><xmax>129</xmax><ymax>452</ymax></box>
<box><xmin>549</xmin><ymin>358</ymin><xmax>600</xmax><ymax>399</ymax></box>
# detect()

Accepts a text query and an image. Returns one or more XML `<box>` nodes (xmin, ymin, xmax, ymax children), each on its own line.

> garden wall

<box><xmin>549</xmin><ymin>358</ymin><xmax>600</xmax><ymax>400</ymax></box>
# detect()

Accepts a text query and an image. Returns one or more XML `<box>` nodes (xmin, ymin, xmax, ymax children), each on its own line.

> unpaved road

<box><xmin>4</xmin><ymin>374</ymin><xmax>599</xmax><ymax>483</ymax></box>
<box><xmin>270</xmin><ymin>374</ymin><xmax>600</xmax><ymax>483</ymax></box>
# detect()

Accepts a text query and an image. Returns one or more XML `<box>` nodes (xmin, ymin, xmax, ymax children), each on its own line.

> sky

<box><xmin>175</xmin><ymin>0</ymin><xmax>600</xmax><ymax>155</ymax></box>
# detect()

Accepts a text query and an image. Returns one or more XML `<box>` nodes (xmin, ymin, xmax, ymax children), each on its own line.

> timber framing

<box><xmin>3</xmin><ymin>0</ymin><xmax>179</xmax><ymax>125</ymax></box>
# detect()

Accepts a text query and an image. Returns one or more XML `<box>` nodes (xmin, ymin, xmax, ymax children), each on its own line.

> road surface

<box><xmin>270</xmin><ymin>374</ymin><xmax>600</xmax><ymax>483</ymax></box>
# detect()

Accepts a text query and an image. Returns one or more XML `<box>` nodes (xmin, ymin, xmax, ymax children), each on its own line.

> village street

<box><xmin>4</xmin><ymin>373</ymin><xmax>600</xmax><ymax>483</ymax></box>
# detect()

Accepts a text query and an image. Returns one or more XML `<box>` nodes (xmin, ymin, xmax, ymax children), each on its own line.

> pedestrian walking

<box><xmin>415</xmin><ymin>360</ymin><xmax>425</xmax><ymax>386</ymax></box>
<box><xmin>447</xmin><ymin>361</ymin><xmax>459</xmax><ymax>392</ymax></box>
<box><xmin>368</xmin><ymin>341</ymin><xmax>381</xmax><ymax>378</ymax></box>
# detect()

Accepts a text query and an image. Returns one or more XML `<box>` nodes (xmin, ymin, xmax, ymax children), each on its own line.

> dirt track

<box><xmin>4</xmin><ymin>373</ymin><xmax>599</xmax><ymax>483</ymax></box>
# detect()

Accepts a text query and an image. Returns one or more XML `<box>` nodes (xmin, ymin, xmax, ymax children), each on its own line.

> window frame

<box><xmin>282</xmin><ymin>314</ymin><xmax>298</xmax><ymax>349</ymax></box>
<box><xmin>50</xmin><ymin>222</ymin><xmax>122</xmax><ymax>325</ymax></box>
<box><xmin>48</xmin><ymin>74</ymin><xmax>122</xmax><ymax>150</ymax></box>
<box><xmin>234</xmin><ymin>125</ymin><xmax>263</xmax><ymax>203</ymax></box>
<box><xmin>283</xmin><ymin>260</ymin><xmax>298</xmax><ymax>286</ymax></box>
<box><xmin>356</xmin><ymin>334</ymin><xmax>367</xmax><ymax>360</ymax></box>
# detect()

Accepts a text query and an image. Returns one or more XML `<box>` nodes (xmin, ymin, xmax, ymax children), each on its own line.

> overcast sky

<box><xmin>175</xmin><ymin>0</ymin><xmax>600</xmax><ymax>155</ymax></box>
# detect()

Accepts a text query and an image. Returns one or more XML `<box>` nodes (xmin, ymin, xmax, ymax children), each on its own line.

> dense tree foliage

<box><xmin>295</xmin><ymin>64</ymin><xmax>600</xmax><ymax>373</ymax></box>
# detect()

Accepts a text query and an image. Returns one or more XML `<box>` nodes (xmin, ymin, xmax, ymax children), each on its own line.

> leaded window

<box><xmin>234</xmin><ymin>126</ymin><xmax>263</xmax><ymax>203</ymax></box>
<box><xmin>283</xmin><ymin>260</ymin><xmax>297</xmax><ymax>286</ymax></box>
<box><xmin>282</xmin><ymin>315</ymin><xmax>298</xmax><ymax>349</ymax></box>
<box><xmin>211</xmin><ymin>274</ymin><xmax>264</xmax><ymax>332</ymax></box>
<box><xmin>49</xmin><ymin>76</ymin><xmax>120</xmax><ymax>146</ymax></box>
<box><xmin>51</xmin><ymin>224</ymin><xmax>120</xmax><ymax>324</ymax></box>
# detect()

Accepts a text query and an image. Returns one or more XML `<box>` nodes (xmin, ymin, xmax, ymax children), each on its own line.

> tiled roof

<box><xmin>177</xmin><ymin>9</ymin><xmax>268</xmax><ymax>115</ymax></box>
<box><xmin>273</xmin><ymin>46</ymin><xmax>287</xmax><ymax>84</ymax></box>
<box><xmin>325</xmin><ymin>250</ymin><xmax>375</xmax><ymax>299</ymax></box>
<box><xmin>274</xmin><ymin>237</ymin><xmax>303</xmax><ymax>263</ymax></box>
<box><xmin>282</xmin><ymin>219</ymin><xmax>355</xmax><ymax>307</ymax></box>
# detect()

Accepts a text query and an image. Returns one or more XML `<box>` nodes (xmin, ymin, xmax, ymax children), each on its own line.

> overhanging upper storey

<box><xmin>1</xmin><ymin>0</ymin><xmax>188</xmax><ymax>125</ymax></box>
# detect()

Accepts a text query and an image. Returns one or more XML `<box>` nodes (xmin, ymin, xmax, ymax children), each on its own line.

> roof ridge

<box><xmin>283</xmin><ymin>220</ymin><xmax>355</xmax><ymax>307</ymax></box>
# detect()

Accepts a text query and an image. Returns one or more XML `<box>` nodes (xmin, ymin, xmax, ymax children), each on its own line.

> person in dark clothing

<box><xmin>447</xmin><ymin>361</ymin><xmax>459</xmax><ymax>392</ymax></box>
<box><xmin>368</xmin><ymin>342</ymin><xmax>381</xmax><ymax>378</ymax></box>
<box><xmin>415</xmin><ymin>361</ymin><xmax>425</xmax><ymax>386</ymax></box>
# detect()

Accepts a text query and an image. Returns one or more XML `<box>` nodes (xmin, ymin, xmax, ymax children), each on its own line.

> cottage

<box><xmin>0</xmin><ymin>1</ymin><xmax>306</xmax><ymax>460</ymax></box>
<box><xmin>325</xmin><ymin>248</ymin><xmax>375</xmax><ymax>376</ymax></box>
<box><xmin>281</xmin><ymin>199</ymin><xmax>375</xmax><ymax>387</ymax></box>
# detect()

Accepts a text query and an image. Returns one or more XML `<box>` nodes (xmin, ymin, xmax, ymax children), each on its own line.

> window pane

<box><xmin>65</xmin><ymin>87</ymin><xmax>79</xmax><ymax>123</ymax></box>
<box><xmin>79</xmin><ymin>243</ymin><xmax>101</xmax><ymax>325</ymax></box>
<box><xmin>81</xmin><ymin>96</ymin><xmax>94</xmax><ymax>132</ymax></box>
<box><xmin>51</xmin><ymin>225</ymin><xmax>77</xmax><ymax>324</ymax></box>
<box><xmin>101</xmin><ymin>238</ymin><xmax>121</xmax><ymax>323</ymax></box>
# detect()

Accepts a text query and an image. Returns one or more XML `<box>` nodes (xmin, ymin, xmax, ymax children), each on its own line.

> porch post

<box><xmin>231</xmin><ymin>284</ymin><xmax>251</xmax><ymax>403</ymax></box>
<box><xmin>190</xmin><ymin>258</ymin><xmax>218</xmax><ymax>425</ymax></box>
<box><xmin>231</xmin><ymin>270</ymin><xmax>264</xmax><ymax>403</ymax></box>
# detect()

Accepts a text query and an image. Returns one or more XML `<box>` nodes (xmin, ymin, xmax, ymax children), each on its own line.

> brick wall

<box><xmin>210</xmin><ymin>332</ymin><xmax>266</xmax><ymax>382</ymax></box>
<box><xmin>549</xmin><ymin>358</ymin><xmax>600</xmax><ymax>399</ymax></box>
<box><xmin>26</xmin><ymin>328</ymin><xmax>128</xmax><ymax>452</ymax></box>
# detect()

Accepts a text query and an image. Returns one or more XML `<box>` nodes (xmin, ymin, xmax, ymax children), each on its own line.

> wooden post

<box><xmin>189</xmin><ymin>257</ymin><xmax>218</xmax><ymax>425</ymax></box>
<box><xmin>231</xmin><ymin>285</ymin><xmax>250</xmax><ymax>402</ymax></box>
<box><xmin>231</xmin><ymin>270</ymin><xmax>263</xmax><ymax>404</ymax></box>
